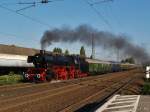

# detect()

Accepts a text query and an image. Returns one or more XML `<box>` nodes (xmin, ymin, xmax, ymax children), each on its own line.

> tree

<box><xmin>121</xmin><ymin>57</ymin><xmax>135</xmax><ymax>64</ymax></box>
<box><xmin>64</xmin><ymin>49</ymin><xmax>69</xmax><ymax>55</ymax></box>
<box><xmin>121</xmin><ymin>59</ymin><xmax>125</xmax><ymax>63</ymax></box>
<box><xmin>127</xmin><ymin>57</ymin><xmax>135</xmax><ymax>64</ymax></box>
<box><xmin>90</xmin><ymin>55</ymin><xmax>93</xmax><ymax>59</ymax></box>
<box><xmin>80</xmin><ymin>46</ymin><xmax>86</xmax><ymax>57</ymax></box>
<box><xmin>53</xmin><ymin>47</ymin><xmax>62</xmax><ymax>54</ymax></box>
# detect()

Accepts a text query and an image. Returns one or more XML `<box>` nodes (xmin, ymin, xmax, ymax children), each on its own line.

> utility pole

<box><xmin>91</xmin><ymin>33</ymin><xmax>95</xmax><ymax>59</ymax></box>
<box><xmin>116</xmin><ymin>48</ymin><xmax>120</xmax><ymax>62</ymax></box>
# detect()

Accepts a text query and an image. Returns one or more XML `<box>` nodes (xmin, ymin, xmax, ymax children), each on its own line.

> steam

<box><xmin>41</xmin><ymin>24</ymin><xmax>150</xmax><ymax>64</ymax></box>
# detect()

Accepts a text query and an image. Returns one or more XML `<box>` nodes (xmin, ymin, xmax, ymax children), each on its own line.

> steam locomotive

<box><xmin>23</xmin><ymin>50</ymin><xmax>88</xmax><ymax>82</ymax></box>
<box><xmin>23</xmin><ymin>50</ymin><xmax>136</xmax><ymax>82</ymax></box>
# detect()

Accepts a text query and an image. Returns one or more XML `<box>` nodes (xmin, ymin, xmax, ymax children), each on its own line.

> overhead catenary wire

<box><xmin>1</xmin><ymin>0</ymin><xmax>64</xmax><ymax>5</ymax></box>
<box><xmin>90</xmin><ymin>0</ymin><xmax>113</xmax><ymax>6</ymax></box>
<box><xmin>16</xmin><ymin>0</ymin><xmax>64</xmax><ymax>12</ymax></box>
<box><xmin>0</xmin><ymin>0</ymin><xmax>64</xmax><ymax>27</ymax></box>
<box><xmin>0</xmin><ymin>0</ymin><xmax>115</xmax><ymax>58</ymax></box>
<box><xmin>0</xmin><ymin>4</ymin><xmax>51</xmax><ymax>28</ymax></box>
<box><xmin>90</xmin><ymin>0</ymin><xmax>125</xmax><ymax>35</ymax></box>
<box><xmin>17</xmin><ymin>0</ymin><xmax>63</xmax><ymax>4</ymax></box>
<box><xmin>83</xmin><ymin>0</ymin><xmax>114</xmax><ymax>31</ymax></box>
<box><xmin>108</xmin><ymin>2</ymin><xmax>124</xmax><ymax>31</ymax></box>
<box><xmin>0</xmin><ymin>0</ymin><xmax>113</xmax><ymax>31</ymax></box>
<box><xmin>16</xmin><ymin>4</ymin><xmax>36</xmax><ymax>12</ymax></box>
<box><xmin>0</xmin><ymin>31</ymin><xmax>22</xmax><ymax>38</ymax></box>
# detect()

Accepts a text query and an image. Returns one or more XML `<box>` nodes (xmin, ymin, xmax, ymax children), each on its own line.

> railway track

<box><xmin>0</xmin><ymin>82</ymin><xmax>31</xmax><ymax>91</ymax></box>
<box><xmin>60</xmin><ymin>74</ymin><xmax>140</xmax><ymax>112</ymax></box>
<box><xmin>0</xmin><ymin>70</ymin><xmax>142</xmax><ymax>112</ymax></box>
<box><xmin>0</xmin><ymin>71</ymin><xmax>127</xmax><ymax>101</ymax></box>
<box><xmin>0</xmin><ymin>73</ymin><xmax>109</xmax><ymax>92</ymax></box>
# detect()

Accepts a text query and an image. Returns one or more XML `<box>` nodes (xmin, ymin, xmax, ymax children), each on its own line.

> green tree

<box><xmin>64</xmin><ymin>49</ymin><xmax>69</xmax><ymax>55</ymax></box>
<box><xmin>127</xmin><ymin>57</ymin><xmax>135</xmax><ymax>64</ymax></box>
<box><xmin>58</xmin><ymin>48</ymin><xmax>62</xmax><ymax>54</ymax></box>
<box><xmin>80</xmin><ymin>46</ymin><xmax>86</xmax><ymax>57</ymax></box>
<box><xmin>90</xmin><ymin>55</ymin><xmax>93</xmax><ymax>59</ymax></box>
<box><xmin>121</xmin><ymin>59</ymin><xmax>125</xmax><ymax>63</ymax></box>
<box><xmin>53</xmin><ymin>47</ymin><xmax>62</xmax><ymax>54</ymax></box>
<box><xmin>121</xmin><ymin>57</ymin><xmax>135</xmax><ymax>64</ymax></box>
<box><xmin>53</xmin><ymin>48</ymin><xmax>57</xmax><ymax>53</ymax></box>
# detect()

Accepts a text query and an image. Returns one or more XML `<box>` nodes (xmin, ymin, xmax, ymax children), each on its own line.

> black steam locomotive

<box><xmin>24</xmin><ymin>50</ymin><xmax>136</xmax><ymax>82</ymax></box>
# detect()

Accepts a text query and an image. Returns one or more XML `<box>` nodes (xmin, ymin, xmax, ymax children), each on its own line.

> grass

<box><xmin>141</xmin><ymin>80</ymin><xmax>150</xmax><ymax>95</ymax></box>
<box><xmin>0</xmin><ymin>72</ymin><xmax>23</xmax><ymax>86</ymax></box>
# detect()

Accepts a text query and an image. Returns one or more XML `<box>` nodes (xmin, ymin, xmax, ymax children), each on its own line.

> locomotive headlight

<box><xmin>36</xmin><ymin>74</ymin><xmax>41</xmax><ymax>78</ymax></box>
<box><xmin>25</xmin><ymin>74</ymin><xmax>29</xmax><ymax>78</ymax></box>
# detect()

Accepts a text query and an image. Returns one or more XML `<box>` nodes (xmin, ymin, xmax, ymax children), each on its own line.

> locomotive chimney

<box><xmin>40</xmin><ymin>50</ymin><xmax>45</xmax><ymax>55</ymax></box>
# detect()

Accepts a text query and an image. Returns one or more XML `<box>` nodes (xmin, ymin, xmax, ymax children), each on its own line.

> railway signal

<box><xmin>146</xmin><ymin>66</ymin><xmax>150</xmax><ymax>81</ymax></box>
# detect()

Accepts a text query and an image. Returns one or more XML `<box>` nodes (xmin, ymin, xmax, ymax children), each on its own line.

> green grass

<box><xmin>142</xmin><ymin>81</ymin><xmax>150</xmax><ymax>95</ymax></box>
<box><xmin>0</xmin><ymin>73</ymin><xmax>23</xmax><ymax>86</ymax></box>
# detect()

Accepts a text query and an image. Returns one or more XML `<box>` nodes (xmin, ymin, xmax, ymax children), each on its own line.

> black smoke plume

<box><xmin>41</xmin><ymin>24</ymin><xmax>150</xmax><ymax>64</ymax></box>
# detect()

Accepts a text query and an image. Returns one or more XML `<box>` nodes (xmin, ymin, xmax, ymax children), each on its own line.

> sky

<box><xmin>0</xmin><ymin>0</ymin><xmax>150</xmax><ymax>60</ymax></box>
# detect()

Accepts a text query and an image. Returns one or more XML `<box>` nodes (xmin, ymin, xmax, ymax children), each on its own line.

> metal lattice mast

<box><xmin>91</xmin><ymin>33</ymin><xmax>95</xmax><ymax>59</ymax></box>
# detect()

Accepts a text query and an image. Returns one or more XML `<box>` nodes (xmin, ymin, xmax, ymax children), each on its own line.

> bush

<box><xmin>8</xmin><ymin>71</ymin><xmax>15</xmax><ymax>76</ymax></box>
<box><xmin>0</xmin><ymin>74</ymin><xmax>23</xmax><ymax>86</ymax></box>
<box><xmin>142</xmin><ymin>82</ymin><xmax>150</xmax><ymax>95</ymax></box>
